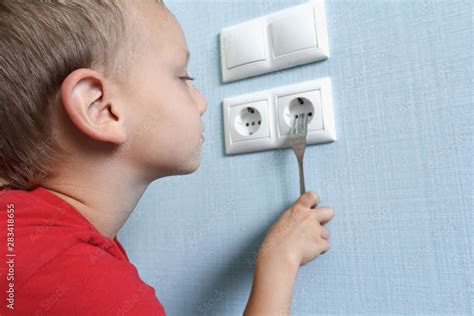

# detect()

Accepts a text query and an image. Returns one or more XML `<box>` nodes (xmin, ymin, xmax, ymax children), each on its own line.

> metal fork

<box><xmin>290</xmin><ymin>113</ymin><xmax>327</xmax><ymax>254</ymax></box>
<box><xmin>289</xmin><ymin>112</ymin><xmax>309</xmax><ymax>197</ymax></box>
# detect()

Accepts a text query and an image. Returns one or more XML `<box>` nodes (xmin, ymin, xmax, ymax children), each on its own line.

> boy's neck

<box><xmin>40</xmin><ymin>170</ymin><xmax>151</xmax><ymax>239</ymax></box>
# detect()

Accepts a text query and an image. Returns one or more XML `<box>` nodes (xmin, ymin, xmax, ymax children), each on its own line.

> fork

<box><xmin>290</xmin><ymin>113</ymin><xmax>327</xmax><ymax>254</ymax></box>
<box><xmin>289</xmin><ymin>112</ymin><xmax>310</xmax><ymax>197</ymax></box>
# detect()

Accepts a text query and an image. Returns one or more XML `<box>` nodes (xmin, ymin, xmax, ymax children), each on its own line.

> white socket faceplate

<box><xmin>223</xmin><ymin>77</ymin><xmax>336</xmax><ymax>155</ymax></box>
<box><xmin>228</xmin><ymin>100</ymin><xmax>270</xmax><ymax>143</ymax></box>
<box><xmin>276</xmin><ymin>89</ymin><xmax>324</xmax><ymax>136</ymax></box>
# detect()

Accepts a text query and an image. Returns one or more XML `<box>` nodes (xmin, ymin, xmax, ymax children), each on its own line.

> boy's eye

<box><xmin>180</xmin><ymin>75</ymin><xmax>195</xmax><ymax>81</ymax></box>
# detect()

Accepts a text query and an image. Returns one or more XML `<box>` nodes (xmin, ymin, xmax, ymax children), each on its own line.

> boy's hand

<box><xmin>244</xmin><ymin>192</ymin><xmax>334</xmax><ymax>316</ymax></box>
<box><xmin>258</xmin><ymin>191</ymin><xmax>334</xmax><ymax>268</ymax></box>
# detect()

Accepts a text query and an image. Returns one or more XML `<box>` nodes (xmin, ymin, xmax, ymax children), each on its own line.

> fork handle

<box><xmin>297</xmin><ymin>158</ymin><xmax>306</xmax><ymax>196</ymax></box>
<box><xmin>297</xmin><ymin>157</ymin><xmax>316</xmax><ymax>209</ymax></box>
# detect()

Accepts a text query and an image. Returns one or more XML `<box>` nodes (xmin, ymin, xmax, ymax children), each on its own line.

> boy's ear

<box><xmin>60</xmin><ymin>68</ymin><xmax>127</xmax><ymax>144</ymax></box>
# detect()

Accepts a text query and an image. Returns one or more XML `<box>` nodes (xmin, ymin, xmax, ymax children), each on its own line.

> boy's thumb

<box><xmin>295</xmin><ymin>191</ymin><xmax>319</xmax><ymax>208</ymax></box>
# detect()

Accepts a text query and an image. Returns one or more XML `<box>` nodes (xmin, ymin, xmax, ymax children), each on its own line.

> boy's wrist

<box><xmin>254</xmin><ymin>253</ymin><xmax>299</xmax><ymax>284</ymax></box>
<box><xmin>245</xmin><ymin>254</ymin><xmax>299</xmax><ymax>316</ymax></box>
<box><xmin>255</xmin><ymin>247</ymin><xmax>300</xmax><ymax>273</ymax></box>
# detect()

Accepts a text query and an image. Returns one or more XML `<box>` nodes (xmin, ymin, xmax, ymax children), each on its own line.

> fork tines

<box><xmin>290</xmin><ymin>113</ymin><xmax>309</xmax><ymax>142</ymax></box>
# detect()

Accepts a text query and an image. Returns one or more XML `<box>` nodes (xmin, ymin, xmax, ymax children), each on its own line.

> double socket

<box><xmin>223</xmin><ymin>77</ymin><xmax>336</xmax><ymax>155</ymax></box>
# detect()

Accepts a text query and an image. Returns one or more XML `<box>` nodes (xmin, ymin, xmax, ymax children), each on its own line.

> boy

<box><xmin>0</xmin><ymin>0</ymin><xmax>334</xmax><ymax>315</ymax></box>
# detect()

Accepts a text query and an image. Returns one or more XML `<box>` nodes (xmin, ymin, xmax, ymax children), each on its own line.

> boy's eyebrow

<box><xmin>176</xmin><ymin>49</ymin><xmax>190</xmax><ymax>66</ymax></box>
<box><xmin>185</xmin><ymin>50</ymin><xmax>190</xmax><ymax>64</ymax></box>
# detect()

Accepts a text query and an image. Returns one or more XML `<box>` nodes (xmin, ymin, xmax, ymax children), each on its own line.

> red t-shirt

<box><xmin>0</xmin><ymin>186</ymin><xmax>166</xmax><ymax>315</ymax></box>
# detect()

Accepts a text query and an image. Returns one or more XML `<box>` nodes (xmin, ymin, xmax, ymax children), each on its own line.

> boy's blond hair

<box><xmin>0</xmin><ymin>0</ymin><xmax>163</xmax><ymax>190</ymax></box>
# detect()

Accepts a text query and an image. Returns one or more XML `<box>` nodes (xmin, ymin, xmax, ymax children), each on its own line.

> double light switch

<box><xmin>220</xmin><ymin>0</ymin><xmax>329</xmax><ymax>82</ymax></box>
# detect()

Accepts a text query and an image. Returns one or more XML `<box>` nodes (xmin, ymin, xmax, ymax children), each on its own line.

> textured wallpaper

<box><xmin>119</xmin><ymin>0</ymin><xmax>473</xmax><ymax>315</ymax></box>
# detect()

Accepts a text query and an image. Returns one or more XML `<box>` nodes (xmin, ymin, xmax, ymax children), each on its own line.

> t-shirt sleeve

<box><xmin>17</xmin><ymin>244</ymin><xmax>166</xmax><ymax>316</ymax></box>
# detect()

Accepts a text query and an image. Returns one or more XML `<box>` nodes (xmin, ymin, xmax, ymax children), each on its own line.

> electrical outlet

<box><xmin>228</xmin><ymin>100</ymin><xmax>270</xmax><ymax>142</ymax></box>
<box><xmin>223</xmin><ymin>96</ymin><xmax>275</xmax><ymax>155</ymax></box>
<box><xmin>223</xmin><ymin>77</ymin><xmax>336</xmax><ymax>155</ymax></box>
<box><xmin>275</xmin><ymin>78</ymin><xmax>336</xmax><ymax>148</ymax></box>
<box><xmin>276</xmin><ymin>90</ymin><xmax>324</xmax><ymax>137</ymax></box>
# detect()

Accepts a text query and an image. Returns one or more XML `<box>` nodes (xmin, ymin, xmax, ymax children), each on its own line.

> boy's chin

<box><xmin>167</xmin><ymin>157</ymin><xmax>201</xmax><ymax>177</ymax></box>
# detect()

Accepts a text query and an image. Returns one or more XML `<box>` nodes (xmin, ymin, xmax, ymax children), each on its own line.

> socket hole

<box><xmin>284</xmin><ymin>97</ymin><xmax>314</xmax><ymax>127</ymax></box>
<box><xmin>234</xmin><ymin>106</ymin><xmax>262</xmax><ymax>136</ymax></box>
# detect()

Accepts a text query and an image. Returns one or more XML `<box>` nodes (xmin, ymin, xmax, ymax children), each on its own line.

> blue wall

<box><xmin>119</xmin><ymin>1</ymin><xmax>473</xmax><ymax>315</ymax></box>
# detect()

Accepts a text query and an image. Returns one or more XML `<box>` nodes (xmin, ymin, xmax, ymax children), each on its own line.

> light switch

<box><xmin>270</xmin><ymin>8</ymin><xmax>318</xmax><ymax>58</ymax></box>
<box><xmin>223</xmin><ymin>19</ymin><xmax>267</xmax><ymax>69</ymax></box>
<box><xmin>220</xmin><ymin>0</ymin><xmax>329</xmax><ymax>82</ymax></box>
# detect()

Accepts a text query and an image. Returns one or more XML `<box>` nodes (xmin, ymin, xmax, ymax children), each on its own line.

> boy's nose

<box><xmin>198</xmin><ymin>91</ymin><xmax>208</xmax><ymax>115</ymax></box>
<box><xmin>201</xmin><ymin>101</ymin><xmax>208</xmax><ymax>116</ymax></box>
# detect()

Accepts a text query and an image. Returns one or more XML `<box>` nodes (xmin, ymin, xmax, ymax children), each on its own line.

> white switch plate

<box><xmin>220</xmin><ymin>0</ymin><xmax>329</xmax><ymax>83</ymax></box>
<box><xmin>223</xmin><ymin>77</ymin><xmax>336</xmax><ymax>155</ymax></box>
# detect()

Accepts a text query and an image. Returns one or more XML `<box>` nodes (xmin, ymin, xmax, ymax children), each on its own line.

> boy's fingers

<box><xmin>320</xmin><ymin>227</ymin><xmax>330</xmax><ymax>239</ymax></box>
<box><xmin>314</xmin><ymin>206</ymin><xmax>334</xmax><ymax>224</ymax></box>
<box><xmin>295</xmin><ymin>191</ymin><xmax>320</xmax><ymax>208</ymax></box>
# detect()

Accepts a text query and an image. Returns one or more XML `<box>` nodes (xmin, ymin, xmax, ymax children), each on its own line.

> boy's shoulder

<box><xmin>0</xmin><ymin>187</ymin><xmax>166</xmax><ymax>315</ymax></box>
<box><xmin>18</xmin><ymin>242</ymin><xmax>166</xmax><ymax>315</ymax></box>
<box><xmin>0</xmin><ymin>186</ymin><xmax>129</xmax><ymax>284</ymax></box>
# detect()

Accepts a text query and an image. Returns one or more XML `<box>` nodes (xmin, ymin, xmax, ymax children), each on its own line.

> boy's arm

<box><xmin>244</xmin><ymin>255</ymin><xmax>298</xmax><ymax>315</ymax></box>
